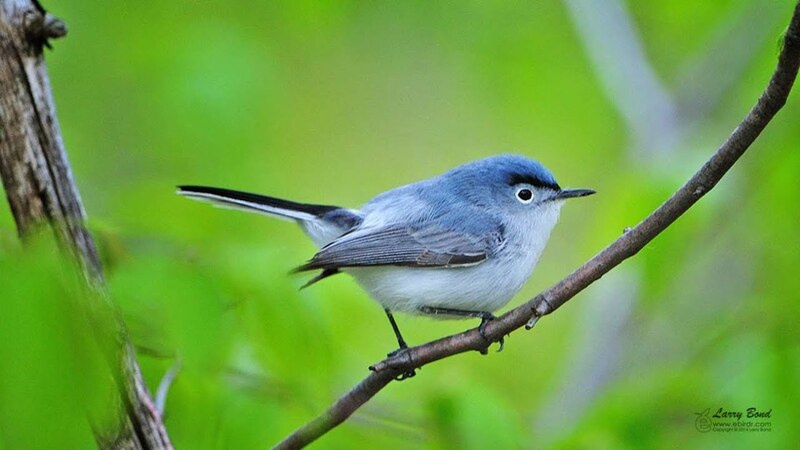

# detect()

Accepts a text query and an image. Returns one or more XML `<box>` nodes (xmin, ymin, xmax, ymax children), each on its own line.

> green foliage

<box><xmin>1</xmin><ymin>1</ymin><xmax>799</xmax><ymax>448</ymax></box>
<box><xmin>0</xmin><ymin>234</ymin><xmax>119</xmax><ymax>449</ymax></box>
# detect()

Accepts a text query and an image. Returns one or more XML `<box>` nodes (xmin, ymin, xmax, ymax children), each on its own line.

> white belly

<box><xmin>345</xmin><ymin>254</ymin><xmax>535</xmax><ymax>316</ymax></box>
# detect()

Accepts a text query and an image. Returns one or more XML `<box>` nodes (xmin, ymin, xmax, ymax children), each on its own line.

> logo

<box><xmin>694</xmin><ymin>407</ymin><xmax>773</xmax><ymax>433</ymax></box>
<box><xmin>695</xmin><ymin>408</ymin><xmax>712</xmax><ymax>432</ymax></box>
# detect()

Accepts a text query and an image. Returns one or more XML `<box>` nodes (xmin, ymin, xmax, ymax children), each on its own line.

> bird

<box><xmin>178</xmin><ymin>154</ymin><xmax>594</xmax><ymax>375</ymax></box>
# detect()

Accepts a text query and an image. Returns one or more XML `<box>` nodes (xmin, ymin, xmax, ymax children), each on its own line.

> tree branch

<box><xmin>0</xmin><ymin>1</ymin><xmax>172</xmax><ymax>448</ymax></box>
<box><xmin>274</xmin><ymin>2</ymin><xmax>800</xmax><ymax>448</ymax></box>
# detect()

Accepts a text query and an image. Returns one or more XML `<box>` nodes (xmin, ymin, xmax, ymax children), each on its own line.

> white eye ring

<box><xmin>516</xmin><ymin>187</ymin><xmax>534</xmax><ymax>204</ymax></box>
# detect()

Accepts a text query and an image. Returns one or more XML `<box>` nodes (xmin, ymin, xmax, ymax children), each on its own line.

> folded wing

<box><xmin>295</xmin><ymin>224</ymin><xmax>504</xmax><ymax>271</ymax></box>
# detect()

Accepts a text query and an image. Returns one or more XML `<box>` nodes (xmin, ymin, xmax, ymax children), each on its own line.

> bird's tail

<box><xmin>177</xmin><ymin>185</ymin><xmax>341</xmax><ymax>222</ymax></box>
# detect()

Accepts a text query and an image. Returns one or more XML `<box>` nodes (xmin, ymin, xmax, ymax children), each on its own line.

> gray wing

<box><xmin>295</xmin><ymin>224</ymin><xmax>505</xmax><ymax>271</ymax></box>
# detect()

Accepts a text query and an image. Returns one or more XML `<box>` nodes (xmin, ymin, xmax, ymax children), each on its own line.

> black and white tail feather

<box><xmin>177</xmin><ymin>185</ymin><xmax>340</xmax><ymax>222</ymax></box>
<box><xmin>177</xmin><ymin>185</ymin><xmax>363</xmax><ymax>287</ymax></box>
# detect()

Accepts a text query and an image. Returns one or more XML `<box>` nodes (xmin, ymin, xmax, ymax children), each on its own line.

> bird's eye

<box><xmin>516</xmin><ymin>188</ymin><xmax>534</xmax><ymax>204</ymax></box>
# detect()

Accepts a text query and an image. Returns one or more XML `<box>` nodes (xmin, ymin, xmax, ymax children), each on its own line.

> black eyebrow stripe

<box><xmin>508</xmin><ymin>173</ymin><xmax>560</xmax><ymax>191</ymax></box>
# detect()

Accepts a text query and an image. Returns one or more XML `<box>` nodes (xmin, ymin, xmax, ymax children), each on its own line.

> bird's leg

<box><xmin>418</xmin><ymin>306</ymin><xmax>505</xmax><ymax>354</ymax></box>
<box><xmin>384</xmin><ymin>309</ymin><xmax>416</xmax><ymax>380</ymax></box>
<box><xmin>385</xmin><ymin>308</ymin><xmax>408</xmax><ymax>351</ymax></box>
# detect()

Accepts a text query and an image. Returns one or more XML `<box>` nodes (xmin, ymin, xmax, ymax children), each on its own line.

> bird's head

<box><xmin>444</xmin><ymin>154</ymin><xmax>595</xmax><ymax>218</ymax></box>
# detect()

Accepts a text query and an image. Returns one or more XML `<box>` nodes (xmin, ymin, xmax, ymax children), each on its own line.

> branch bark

<box><xmin>0</xmin><ymin>1</ymin><xmax>172</xmax><ymax>448</ymax></box>
<box><xmin>275</xmin><ymin>2</ymin><xmax>800</xmax><ymax>448</ymax></box>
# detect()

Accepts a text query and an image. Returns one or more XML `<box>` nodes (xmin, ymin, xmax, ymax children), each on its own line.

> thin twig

<box><xmin>274</xmin><ymin>3</ymin><xmax>800</xmax><ymax>449</ymax></box>
<box><xmin>155</xmin><ymin>360</ymin><xmax>182</xmax><ymax>416</ymax></box>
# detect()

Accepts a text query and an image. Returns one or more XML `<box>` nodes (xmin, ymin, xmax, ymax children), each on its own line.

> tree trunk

<box><xmin>0</xmin><ymin>1</ymin><xmax>172</xmax><ymax>448</ymax></box>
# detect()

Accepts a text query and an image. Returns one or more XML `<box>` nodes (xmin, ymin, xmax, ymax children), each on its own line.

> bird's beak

<box><xmin>555</xmin><ymin>188</ymin><xmax>596</xmax><ymax>200</ymax></box>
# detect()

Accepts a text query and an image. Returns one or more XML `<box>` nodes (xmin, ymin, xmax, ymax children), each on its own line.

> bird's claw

<box><xmin>478</xmin><ymin>314</ymin><xmax>505</xmax><ymax>353</ymax></box>
<box><xmin>394</xmin><ymin>370</ymin><xmax>416</xmax><ymax>381</ymax></box>
<box><xmin>381</xmin><ymin>346</ymin><xmax>417</xmax><ymax>381</ymax></box>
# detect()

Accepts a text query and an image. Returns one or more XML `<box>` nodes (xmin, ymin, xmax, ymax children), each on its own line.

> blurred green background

<box><xmin>2</xmin><ymin>0</ymin><xmax>799</xmax><ymax>448</ymax></box>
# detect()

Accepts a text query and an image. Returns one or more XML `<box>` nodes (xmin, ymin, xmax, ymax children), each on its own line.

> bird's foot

<box><xmin>377</xmin><ymin>308</ymin><xmax>416</xmax><ymax>379</ymax></box>
<box><xmin>478</xmin><ymin>313</ymin><xmax>505</xmax><ymax>354</ymax></box>
<box><xmin>377</xmin><ymin>346</ymin><xmax>417</xmax><ymax>381</ymax></box>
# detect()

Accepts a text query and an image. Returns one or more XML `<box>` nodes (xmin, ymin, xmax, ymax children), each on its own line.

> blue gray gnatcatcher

<box><xmin>178</xmin><ymin>154</ymin><xmax>594</xmax><ymax>360</ymax></box>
